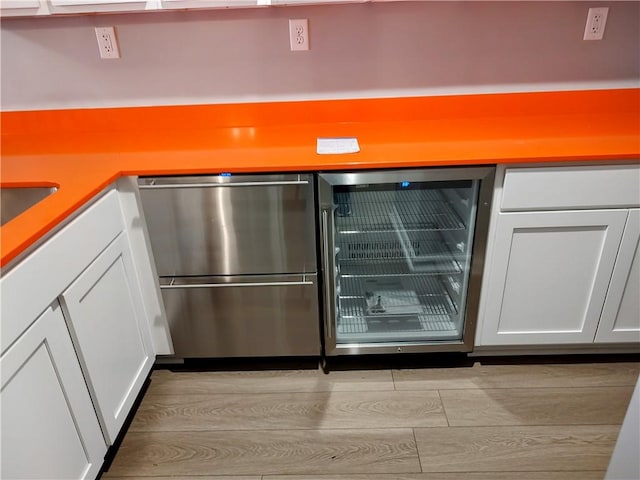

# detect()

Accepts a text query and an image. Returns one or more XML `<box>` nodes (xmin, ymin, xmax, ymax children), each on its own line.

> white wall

<box><xmin>606</xmin><ymin>378</ymin><xmax>640</xmax><ymax>480</ymax></box>
<box><xmin>1</xmin><ymin>1</ymin><xmax>639</xmax><ymax>111</ymax></box>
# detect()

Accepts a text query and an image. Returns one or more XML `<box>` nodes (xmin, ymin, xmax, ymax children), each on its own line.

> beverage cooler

<box><xmin>317</xmin><ymin>167</ymin><xmax>495</xmax><ymax>356</ymax></box>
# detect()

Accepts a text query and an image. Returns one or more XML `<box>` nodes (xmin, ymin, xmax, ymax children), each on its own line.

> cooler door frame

<box><xmin>318</xmin><ymin>167</ymin><xmax>495</xmax><ymax>356</ymax></box>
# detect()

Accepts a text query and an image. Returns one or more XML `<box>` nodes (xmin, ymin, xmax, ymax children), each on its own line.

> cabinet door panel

<box><xmin>1</xmin><ymin>304</ymin><xmax>106</xmax><ymax>480</ymax></box>
<box><xmin>161</xmin><ymin>0</ymin><xmax>258</xmax><ymax>8</ymax></box>
<box><xmin>1</xmin><ymin>0</ymin><xmax>40</xmax><ymax>8</ymax></box>
<box><xmin>48</xmin><ymin>0</ymin><xmax>148</xmax><ymax>14</ymax></box>
<box><xmin>61</xmin><ymin>233</ymin><xmax>153</xmax><ymax>444</ymax></box>
<box><xmin>480</xmin><ymin>210</ymin><xmax>627</xmax><ymax>346</ymax></box>
<box><xmin>596</xmin><ymin>209</ymin><xmax>640</xmax><ymax>343</ymax></box>
<box><xmin>0</xmin><ymin>0</ymin><xmax>45</xmax><ymax>17</ymax></box>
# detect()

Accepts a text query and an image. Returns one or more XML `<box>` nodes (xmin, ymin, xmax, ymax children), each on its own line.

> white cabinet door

<box><xmin>0</xmin><ymin>0</ymin><xmax>40</xmax><ymax>5</ymax></box>
<box><xmin>0</xmin><ymin>0</ymin><xmax>40</xmax><ymax>8</ymax></box>
<box><xmin>61</xmin><ymin>232</ymin><xmax>154</xmax><ymax>445</ymax></box>
<box><xmin>51</xmin><ymin>0</ymin><xmax>139</xmax><ymax>3</ymax></box>
<box><xmin>596</xmin><ymin>209</ymin><xmax>640</xmax><ymax>344</ymax></box>
<box><xmin>1</xmin><ymin>303</ymin><xmax>106</xmax><ymax>480</ymax></box>
<box><xmin>480</xmin><ymin>209</ymin><xmax>628</xmax><ymax>346</ymax></box>
<box><xmin>0</xmin><ymin>0</ymin><xmax>46</xmax><ymax>16</ymax></box>
<box><xmin>161</xmin><ymin>0</ymin><xmax>258</xmax><ymax>8</ymax></box>
<box><xmin>48</xmin><ymin>0</ymin><xmax>150</xmax><ymax>14</ymax></box>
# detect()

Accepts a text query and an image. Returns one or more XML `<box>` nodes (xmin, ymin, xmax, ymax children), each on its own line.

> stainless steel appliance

<box><xmin>318</xmin><ymin>167</ymin><xmax>494</xmax><ymax>356</ymax></box>
<box><xmin>138</xmin><ymin>174</ymin><xmax>320</xmax><ymax>358</ymax></box>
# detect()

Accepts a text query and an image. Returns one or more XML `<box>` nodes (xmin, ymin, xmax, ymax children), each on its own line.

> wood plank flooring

<box><xmin>104</xmin><ymin>361</ymin><xmax>639</xmax><ymax>479</ymax></box>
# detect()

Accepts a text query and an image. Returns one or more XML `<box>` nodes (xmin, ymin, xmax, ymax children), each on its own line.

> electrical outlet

<box><xmin>289</xmin><ymin>19</ymin><xmax>309</xmax><ymax>51</ymax></box>
<box><xmin>95</xmin><ymin>27</ymin><xmax>120</xmax><ymax>59</ymax></box>
<box><xmin>584</xmin><ymin>7</ymin><xmax>609</xmax><ymax>41</ymax></box>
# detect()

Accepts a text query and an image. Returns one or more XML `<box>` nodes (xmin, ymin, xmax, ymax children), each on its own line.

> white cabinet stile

<box><xmin>0</xmin><ymin>303</ymin><xmax>107</xmax><ymax>480</ymax></box>
<box><xmin>116</xmin><ymin>176</ymin><xmax>174</xmax><ymax>355</ymax></box>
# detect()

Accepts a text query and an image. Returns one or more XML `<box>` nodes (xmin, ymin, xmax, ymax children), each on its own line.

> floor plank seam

<box><xmin>412</xmin><ymin>423</ymin><xmax>623</xmax><ymax>428</ymax></box>
<box><xmin>144</xmin><ymin>387</ymin><xmax>410</xmax><ymax>398</ymax></box>
<box><xmin>436</xmin><ymin>389</ymin><xmax>451</xmax><ymax>428</ymax></box>
<box><xmin>443</xmin><ymin>422</ymin><xmax>625</xmax><ymax>428</ymax></box>
<box><xmin>411</xmin><ymin>427</ymin><xmax>424</xmax><ymax>473</ymax></box>
<box><xmin>394</xmin><ymin>384</ymin><xmax>638</xmax><ymax>391</ymax></box>
<box><xmin>128</xmin><ymin>427</ymin><xmax>426</xmax><ymax>433</ymax></box>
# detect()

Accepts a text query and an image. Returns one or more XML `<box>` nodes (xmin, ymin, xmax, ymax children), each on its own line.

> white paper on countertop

<box><xmin>316</xmin><ymin>137</ymin><xmax>360</xmax><ymax>155</ymax></box>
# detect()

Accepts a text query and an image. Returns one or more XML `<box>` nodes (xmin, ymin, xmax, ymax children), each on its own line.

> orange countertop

<box><xmin>1</xmin><ymin>89</ymin><xmax>639</xmax><ymax>268</ymax></box>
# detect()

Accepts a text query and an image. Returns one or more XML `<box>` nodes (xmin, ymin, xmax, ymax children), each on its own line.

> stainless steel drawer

<box><xmin>139</xmin><ymin>174</ymin><xmax>316</xmax><ymax>277</ymax></box>
<box><xmin>160</xmin><ymin>274</ymin><xmax>320</xmax><ymax>358</ymax></box>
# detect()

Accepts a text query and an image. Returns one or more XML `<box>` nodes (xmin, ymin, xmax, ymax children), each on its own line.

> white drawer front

<box><xmin>501</xmin><ymin>164</ymin><xmax>640</xmax><ymax>211</ymax></box>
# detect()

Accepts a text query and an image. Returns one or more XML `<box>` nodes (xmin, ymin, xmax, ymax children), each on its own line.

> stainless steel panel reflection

<box><xmin>138</xmin><ymin>174</ymin><xmax>309</xmax><ymax>188</ymax></box>
<box><xmin>139</xmin><ymin>174</ymin><xmax>316</xmax><ymax>277</ymax></box>
<box><xmin>319</xmin><ymin>167</ymin><xmax>494</xmax><ymax>187</ymax></box>
<box><xmin>1</xmin><ymin>186</ymin><xmax>58</xmax><ymax>226</ymax></box>
<box><xmin>160</xmin><ymin>274</ymin><xmax>320</xmax><ymax>358</ymax></box>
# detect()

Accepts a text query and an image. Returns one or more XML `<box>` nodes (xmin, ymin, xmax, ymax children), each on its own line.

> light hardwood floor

<box><xmin>103</xmin><ymin>360</ymin><xmax>639</xmax><ymax>480</ymax></box>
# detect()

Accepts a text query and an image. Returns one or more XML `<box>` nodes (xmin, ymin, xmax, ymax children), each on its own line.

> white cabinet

<box><xmin>1</xmin><ymin>303</ymin><xmax>107</xmax><ymax>480</ymax></box>
<box><xmin>477</xmin><ymin>163</ymin><xmax>640</xmax><ymax>349</ymax></box>
<box><xmin>61</xmin><ymin>232</ymin><xmax>155</xmax><ymax>444</ymax></box>
<box><xmin>0</xmin><ymin>0</ymin><xmax>40</xmax><ymax>6</ymax></box>
<box><xmin>1</xmin><ymin>0</ymin><xmax>365</xmax><ymax>17</ymax></box>
<box><xmin>1</xmin><ymin>0</ymin><xmax>153</xmax><ymax>16</ymax></box>
<box><xmin>479</xmin><ymin>209</ymin><xmax>627</xmax><ymax>345</ymax></box>
<box><xmin>48</xmin><ymin>0</ymin><xmax>149</xmax><ymax>14</ymax></box>
<box><xmin>51</xmin><ymin>0</ymin><xmax>141</xmax><ymax>3</ymax></box>
<box><xmin>0</xmin><ymin>0</ymin><xmax>48</xmax><ymax>17</ymax></box>
<box><xmin>0</xmin><ymin>180</ymin><xmax>170</xmax><ymax>478</ymax></box>
<box><xmin>596</xmin><ymin>209</ymin><xmax>640</xmax><ymax>343</ymax></box>
<box><xmin>271</xmin><ymin>0</ymin><xmax>365</xmax><ymax>4</ymax></box>
<box><xmin>161</xmin><ymin>0</ymin><xmax>258</xmax><ymax>9</ymax></box>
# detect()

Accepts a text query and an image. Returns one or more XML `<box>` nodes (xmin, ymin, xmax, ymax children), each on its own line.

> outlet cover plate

<box><xmin>584</xmin><ymin>7</ymin><xmax>609</xmax><ymax>41</ymax></box>
<box><xmin>95</xmin><ymin>27</ymin><xmax>120</xmax><ymax>59</ymax></box>
<box><xmin>289</xmin><ymin>19</ymin><xmax>309</xmax><ymax>51</ymax></box>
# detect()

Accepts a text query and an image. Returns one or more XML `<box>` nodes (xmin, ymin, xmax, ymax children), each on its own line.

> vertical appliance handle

<box><xmin>321</xmin><ymin>208</ymin><xmax>334</xmax><ymax>340</ymax></box>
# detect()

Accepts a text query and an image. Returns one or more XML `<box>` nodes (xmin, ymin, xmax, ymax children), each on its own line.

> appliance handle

<box><xmin>160</xmin><ymin>278</ymin><xmax>314</xmax><ymax>289</ymax></box>
<box><xmin>321</xmin><ymin>208</ymin><xmax>334</xmax><ymax>340</ymax></box>
<box><xmin>139</xmin><ymin>180</ymin><xmax>308</xmax><ymax>189</ymax></box>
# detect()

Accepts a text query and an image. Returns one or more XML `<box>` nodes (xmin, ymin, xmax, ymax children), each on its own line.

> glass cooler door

<box><xmin>318</xmin><ymin>168</ymin><xmax>494</xmax><ymax>355</ymax></box>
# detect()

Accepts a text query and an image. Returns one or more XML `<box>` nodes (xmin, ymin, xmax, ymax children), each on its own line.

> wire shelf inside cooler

<box><xmin>336</xmin><ymin>315</ymin><xmax>461</xmax><ymax>342</ymax></box>
<box><xmin>334</xmin><ymin>189</ymin><xmax>466</xmax><ymax>234</ymax></box>
<box><xmin>336</xmin><ymin>231</ymin><xmax>464</xmax><ymax>275</ymax></box>
<box><xmin>335</xmin><ymin>275</ymin><xmax>463</xmax><ymax>343</ymax></box>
